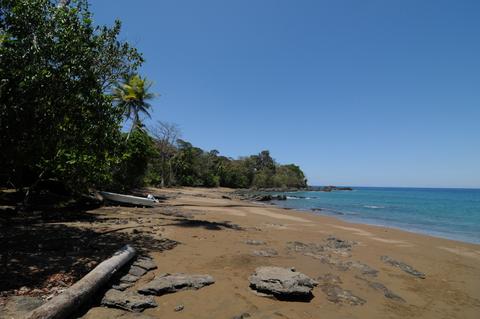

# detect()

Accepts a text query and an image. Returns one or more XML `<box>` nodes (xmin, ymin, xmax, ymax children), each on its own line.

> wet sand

<box><xmin>81</xmin><ymin>187</ymin><xmax>480</xmax><ymax>319</ymax></box>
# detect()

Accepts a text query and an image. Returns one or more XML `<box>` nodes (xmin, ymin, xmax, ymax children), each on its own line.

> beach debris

<box><xmin>222</xmin><ymin>195</ymin><xmax>232</xmax><ymax>200</ymax></box>
<box><xmin>101</xmin><ymin>289</ymin><xmax>157</xmax><ymax>312</ymax></box>
<box><xmin>174</xmin><ymin>304</ymin><xmax>185</xmax><ymax>312</ymax></box>
<box><xmin>252</xmin><ymin>248</ymin><xmax>278</xmax><ymax>257</ymax></box>
<box><xmin>138</xmin><ymin>273</ymin><xmax>215</xmax><ymax>295</ymax></box>
<box><xmin>248</xmin><ymin>266</ymin><xmax>318</xmax><ymax>301</ymax></box>
<box><xmin>133</xmin><ymin>256</ymin><xmax>158</xmax><ymax>271</ymax></box>
<box><xmin>232</xmin><ymin>312</ymin><xmax>251</xmax><ymax>319</ymax></box>
<box><xmin>24</xmin><ymin>245</ymin><xmax>137</xmax><ymax>319</ymax></box>
<box><xmin>355</xmin><ymin>275</ymin><xmax>405</xmax><ymax>302</ymax></box>
<box><xmin>245</xmin><ymin>239</ymin><xmax>266</xmax><ymax>246</ymax></box>
<box><xmin>380</xmin><ymin>256</ymin><xmax>426</xmax><ymax>279</ymax></box>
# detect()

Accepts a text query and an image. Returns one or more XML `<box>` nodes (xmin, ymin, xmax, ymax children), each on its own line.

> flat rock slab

<box><xmin>249</xmin><ymin>266</ymin><xmax>317</xmax><ymax>301</ymax></box>
<box><xmin>369</xmin><ymin>282</ymin><xmax>406</xmax><ymax>302</ymax></box>
<box><xmin>318</xmin><ymin>273</ymin><xmax>343</xmax><ymax>285</ymax></box>
<box><xmin>0</xmin><ymin>296</ymin><xmax>44</xmax><ymax>319</ymax></box>
<box><xmin>326</xmin><ymin>236</ymin><xmax>356</xmax><ymax>250</ymax></box>
<box><xmin>138</xmin><ymin>273</ymin><xmax>215</xmax><ymax>295</ymax></box>
<box><xmin>381</xmin><ymin>256</ymin><xmax>426</xmax><ymax>279</ymax></box>
<box><xmin>355</xmin><ymin>275</ymin><xmax>405</xmax><ymax>303</ymax></box>
<box><xmin>112</xmin><ymin>282</ymin><xmax>134</xmax><ymax>291</ymax></box>
<box><xmin>252</xmin><ymin>248</ymin><xmax>278</xmax><ymax>257</ymax></box>
<box><xmin>129</xmin><ymin>265</ymin><xmax>148</xmax><ymax>277</ymax></box>
<box><xmin>320</xmin><ymin>284</ymin><xmax>366</xmax><ymax>305</ymax></box>
<box><xmin>245</xmin><ymin>240</ymin><xmax>266</xmax><ymax>246</ymax></box>
<box><xmin>133</xmin><ymin>257</ymin><xmax>157</xmax><ymax>271</ymax></box>
<box><xmin>101</xmin><ymin>289</ymin><xmax>157</xmax><ymax>312</ymax></box>
<box><xmin>120</xmin><ymin>274</ymin><xmax>140</xmax><ymax>283</ymax></box>
<box><xmin>81</xmin><ymin>307</ymin><xmax>157</xmax><ymax>319</ymax></box>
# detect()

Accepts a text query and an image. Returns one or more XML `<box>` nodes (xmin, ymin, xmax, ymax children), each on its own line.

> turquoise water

<box><xmin>271</xmin><ymin>187</ymin><xmax>480</xmax><ymax>244</ymax></box>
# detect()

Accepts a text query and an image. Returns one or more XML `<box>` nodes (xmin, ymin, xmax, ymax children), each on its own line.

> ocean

<box><xmin>271</xmin><ymin>187</ymin><xmax>480</xmax><ymax>244</ymax></box>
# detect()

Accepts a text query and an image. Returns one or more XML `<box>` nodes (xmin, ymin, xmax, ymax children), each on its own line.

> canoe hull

<box><xmin>99</xmin><ymin>191</ymin><xmax>157</xmax><ymax>207</ymax></box>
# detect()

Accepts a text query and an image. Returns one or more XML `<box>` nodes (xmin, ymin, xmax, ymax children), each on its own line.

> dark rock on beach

<box><xmin>252</xmin><ymin>248</ymin><xmax>278</xmax><ymax>257</ymax></box>
<box><xmin>128</xmin><ymin>265</ymin><xmax>148</xmax><ymax>277</ymax></box>
<box><xmin>138</xmin><ymin>273</ymin><xmax>215</xmax><ymax>295</ymax></box>
<box><xmin>249</xmin><ymin>266</ymin><xmax>318</xmax><ymax>301</ymax></box>
<box><xmin>174</xmin><ymin>304</ymin><xmax>185</xmax><ymax>312</ymax></box>
<box><xmin>120</xmin><ymin>274</ymin><xmax>140</xmax><ymax>284</ymax></box>
<box><xmin>318</xmin><ymin>273</ymin><xmax>365</xmax><ymax>305</ymax></box>
<box><xmin>326</xmin><ymin>236</ymin><xmax>356</xmax><ymax>250</ymax></box>
<box><xmin>0</xmin><ymin>296</ymin><xmax>44</xmax><ymax>319</ymax></box>
<box><xmin>380</xmin><ymin>256</ymin><xmax>426</xmax><ymax>279</ymax></box>
<box><xmin>355</xmin><ymin>275</ymin><xmax>405</xmax><ymax>302</ymax></box>
<box><xmin>318</xmin><ymin>273</ymin><xmax>343</xmax><ymax>285</ymax></box>
<box><xmin>112</xmin><ymin>282</ymin><xmax>134</xmax><ymax>291</ymax></box>
<box><xmin>101</xmin><ymin>289</ymin><xmax>157</xmax><ymax>312</ymax></box>
<box><xmin>245</xmin><ymin>239</ymin><xmax>266</xmax><ymax>246</ymax></box>
<box><xmin>320</xmin><ymin>284</ymin><xmax>366</xmax><ymax>305</ymax></box>
<box><xmin>133</xmin><ymin>256</ymin><xmax>158</xmax><ymax>271</ymax></box>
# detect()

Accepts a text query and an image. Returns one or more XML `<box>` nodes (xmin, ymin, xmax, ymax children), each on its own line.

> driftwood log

<box><xmin>25</xmin><ymin>245</ymin><xmax>136</xmax><ymax>319</ymax></box>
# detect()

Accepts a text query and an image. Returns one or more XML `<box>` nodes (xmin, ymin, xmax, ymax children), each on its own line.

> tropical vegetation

<box><xmin>0</xmin><ymin>0</ymin><xmax>307</xmax><ymax>204</ymax></box>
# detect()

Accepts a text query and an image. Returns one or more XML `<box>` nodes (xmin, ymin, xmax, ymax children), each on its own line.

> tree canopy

<box><xmin>145</xmin><ymin>124</ymin><xmax>307</xmax><ymax>189</ymax></box>
<box><xmin>0</xmin><ymin>0</ymin><xmax>142</xmax><ymax>193</ymax></box>
<box><xmin>0</xmin><ymin>0</ymin><xmax>307</xmax><ymax>200</ymax></box>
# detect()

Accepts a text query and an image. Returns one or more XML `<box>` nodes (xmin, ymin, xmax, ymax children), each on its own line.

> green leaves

<box><xmin>0</xmin><ymin>0</ymin><xmax>142</xmax><ymax>193</ymax></box>
<box><xmin>112</xmin><ymin>73</ymin><xmax>156</xmax><ymax>135</ymax></box>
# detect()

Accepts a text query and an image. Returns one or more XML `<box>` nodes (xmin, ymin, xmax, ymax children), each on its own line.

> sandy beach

<box><xmin>72</xmin><ymin>187</ymin><xmax>479</xmax><ymax>318</ymax></box>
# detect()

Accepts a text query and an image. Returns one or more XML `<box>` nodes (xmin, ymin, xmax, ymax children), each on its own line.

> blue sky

<box><xmin>91</xmin><ymin>0</ymin><xmax>480</xmax><ymax>188</ymax></box>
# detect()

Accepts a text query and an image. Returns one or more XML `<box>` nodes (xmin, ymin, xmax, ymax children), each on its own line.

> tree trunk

<box><xmin>25</xmin><ymin>245</ymin><xmax>136</xmax><ymax>319</ymax></box>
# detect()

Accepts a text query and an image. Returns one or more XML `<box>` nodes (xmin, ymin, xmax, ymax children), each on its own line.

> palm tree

<box><xmin>113</xmin><ymin>74</ymin><xmax>156</xmax><ymax>139</ymax></box>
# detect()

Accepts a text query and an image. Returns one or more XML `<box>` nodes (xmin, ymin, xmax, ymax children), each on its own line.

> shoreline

<box><xmin>249</xmin><ymin>187</ymin><xmax>480</xmax><ymax>245</ymax></box>
<box><xmin>273</xmin><ymin>203</ymin><xmax>480</xmax><ymax>246</ymax></box>
<box><xmin>248</xmin><ymin>197</ymin><xmax>480</xmax><ymax>250</ymax></box>
<box><xmin>3</xmin><ymin>186</ymin><xmax>479</xmax><ymax>319</ymax></box>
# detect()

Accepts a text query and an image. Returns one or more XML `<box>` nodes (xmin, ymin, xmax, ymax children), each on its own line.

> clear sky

<box><xmin>91</xmin><ymin>0</ymin><xmax>480</xmax><ymax>188</ymax></box>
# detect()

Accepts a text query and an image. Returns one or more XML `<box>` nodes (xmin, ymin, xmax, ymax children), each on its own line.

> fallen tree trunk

<box><xmin>25</xmin><ymin>245</ymin><xmax>136</xmax><ymax>319</ymax></box>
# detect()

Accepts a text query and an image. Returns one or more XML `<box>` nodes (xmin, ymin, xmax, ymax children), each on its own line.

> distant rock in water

<box><xmin>314</xmin><ymin>186</ymin><xmax>353</xmax><ymax>192</ymax></box>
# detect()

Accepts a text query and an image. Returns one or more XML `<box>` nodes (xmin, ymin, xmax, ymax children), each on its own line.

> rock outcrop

<box><xmin>101</xmin><ymin>289</ymin><xmax>157</xmax><ymax>312</ymax></box>
<box><xmin>318</xmin><ymin>274</ymin><xmax>366</xmax><ymax>305</ymax></box>
<box><xmin>138</xmin><ymin>273</ymin><xmax>215</xmax><ymax>296</ymax></box>
<box><xmin>380</xmin><ymin>256</ymin><xmax>426</xmax><ymax>279</ymax></box>
<box><xmin>248</xmin><ymin>266</ymin><xmax>317</xmax><ymax>301</ymax></box>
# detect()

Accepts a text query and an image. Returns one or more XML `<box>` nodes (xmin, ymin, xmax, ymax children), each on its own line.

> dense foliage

<box><xmin>0</xmin><ymin>0</ymin><xmax>307</xmax><ymax>200</ymax></box>
<box><xmin>146</xmin><ymin>136</ymin><xmax>307</xmax><ymax>189</ymax></box>
<box><xmin>0</xmin><ymin>0</ymin><xmax>142</xmax><ymax>193</ymax></box>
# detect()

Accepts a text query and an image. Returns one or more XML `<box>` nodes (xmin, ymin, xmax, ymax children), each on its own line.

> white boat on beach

<box><xmin>99</xmin><ymin>191</ymin><xmax>158</xmax><ymax>207</ymax></box>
